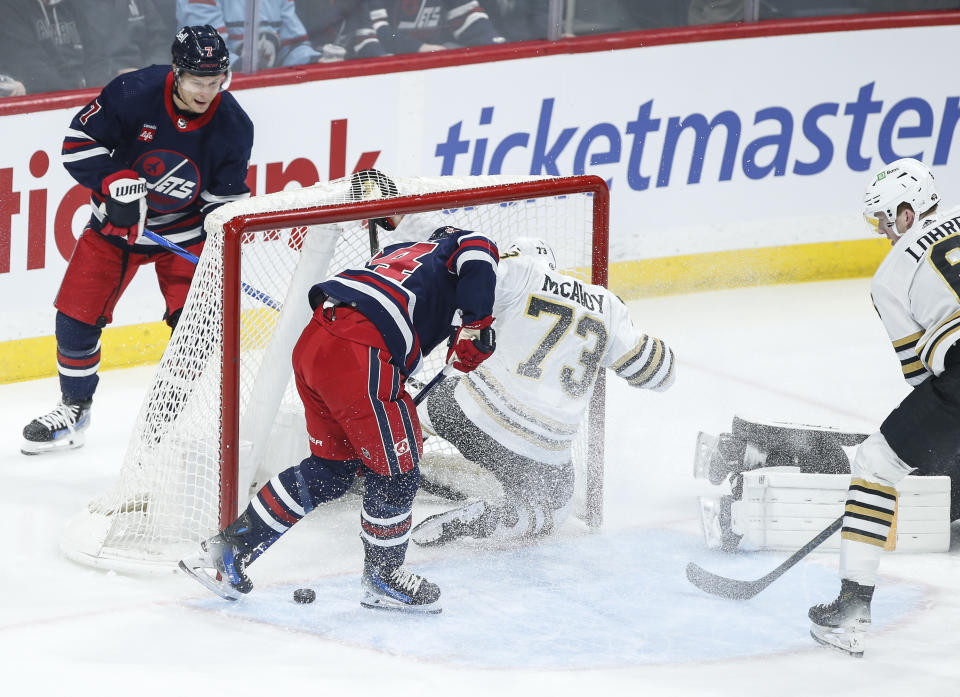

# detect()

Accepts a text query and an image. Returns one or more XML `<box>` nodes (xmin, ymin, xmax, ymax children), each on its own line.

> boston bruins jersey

<box><xmin>452</xmin><ymin>255</ymin><xmax>675</xmax><ymax>466</ymax></box>
<box><xmin>871</xmin><ymin>203</ymin><xmax>960</xmax><ymax>386</ymax></box>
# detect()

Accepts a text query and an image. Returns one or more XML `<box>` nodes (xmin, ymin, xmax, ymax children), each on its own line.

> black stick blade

<box><xmin>685</xmin><ymin>562</ymin><xmax>765</xmax><ymax>600</ymax></box>
<box><xmin>685</xmin><ymin>516</ymin><xmax>843</xmax><ymax>601</ymax></box>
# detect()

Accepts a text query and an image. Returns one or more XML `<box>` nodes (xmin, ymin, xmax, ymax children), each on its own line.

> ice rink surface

<box><xmin>3</xmin><ymin>278</ymin><xmax>960</xmax><ymax>696</ymax></box>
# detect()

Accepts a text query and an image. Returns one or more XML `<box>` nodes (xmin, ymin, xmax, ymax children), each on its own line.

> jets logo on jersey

<box><xmin>133</xmin><ymin>150</ymin><xmax>200</xmax><ymax>212</ymax></box>
<box><xmin>138</xmin><ymin>124</ymin><xmax>157</xmax><ymax>142</ymax></box>
<box><xmin>397</xmin><ymin>1</ymin><xmax>441</xmax><ymax>29</ymax></box>
<box><xmin>395</xmin><ymin>438</ymin><xmax>410</xmax><ymax>455</ymax></box>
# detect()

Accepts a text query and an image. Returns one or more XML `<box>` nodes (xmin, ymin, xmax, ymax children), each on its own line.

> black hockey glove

<box><xmin>100</xmin><ymin>169</ymin><xmax>147</xmax><ymax>243</ymax></box>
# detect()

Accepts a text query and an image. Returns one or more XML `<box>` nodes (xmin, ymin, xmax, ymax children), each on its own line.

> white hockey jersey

<box><xmin>451</xmin><ymin>255</ymin><xmax>676</xmax><ymax>465</ymax></box>
<box><xmin>871</xmin><ymin>203</ymin><xmax>960</xmax><ymax>386</ymax></box>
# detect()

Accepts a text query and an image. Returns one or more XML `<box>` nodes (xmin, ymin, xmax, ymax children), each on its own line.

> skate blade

<box><xmin>178</xmin><ymin>558</ymin><xmax>241</xmax><ymax>601</ymax></box>
<box><xmin>360</xmin><ymin>595</ymin><xmax>442</xmax><ymax>615</ymax></box>
<box><xmin>693</xmin><ymin>432</ymin><xmax>718</xmax><ymax>479</ymax></box>
<box><xmin>411</xmin><ymin>500</ymin><xmax>485</xmax><ymax>547</ymax></box>
<box><xmin>809</xmin><ymin>626</ymin><xmax>865</xmax><ymax>657</ymax></box>
<box><xmin>21</xmin><ymin>432</ymin><xmax>86</xmax><ymax>455</ymax></box>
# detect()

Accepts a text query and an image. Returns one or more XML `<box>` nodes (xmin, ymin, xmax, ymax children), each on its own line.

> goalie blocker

<box><xmin>694</xmin><ymin>415</ymin><xmax>951</xmax><ymax>553</ymax></box>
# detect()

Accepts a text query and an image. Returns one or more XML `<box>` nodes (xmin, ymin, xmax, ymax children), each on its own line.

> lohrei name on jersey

<box><xmin>871</xmin><ymin>203</ymin><xmax>960</xmax><ymax>385</ymax></box>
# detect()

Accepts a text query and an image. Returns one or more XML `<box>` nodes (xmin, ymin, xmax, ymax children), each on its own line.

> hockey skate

<box><xmin>808</xmin><ymin>579</ymin><xmax>874</xmax><ymax>657</ymax></box>
<box><xmin>178</xmin><ymin>517</ymin><xmax>255</xmax><ymax>601</ymax></box>
<box><xmin>411</xmin><ymin>500</ymin><xmax>489</xmax><ymax>547</ymax></box>
<box><xmin>361</xmin><ymin>564</ymin><xmax>441</xmax><ymax>614</ymax></box>
<box><xmin>21</xmin><ymin>398</ymin><xmax>92</xmax><ymax>455</ymax></box>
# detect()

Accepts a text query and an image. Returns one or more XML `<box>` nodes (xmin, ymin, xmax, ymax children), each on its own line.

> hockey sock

<box><xmin>55</xmin><ymin>312</ymin><xmax>101</xmax><ymax>403</ymax></box>
<box><xmin>361</xmin><ymin>468</ymin><xmax>419</xmax><ymax>571</ymax></box>
<box><xmin>839</xmin><ymin>478</ymin><xmax>897</xmax><ymax>585</ymax></box>
<box><xmin>242</xmin><ymin>456</ymin><xmax>359</xmax><ymax>561</ymax></box>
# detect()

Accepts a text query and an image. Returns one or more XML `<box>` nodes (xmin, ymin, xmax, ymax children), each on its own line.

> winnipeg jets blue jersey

<box><xmin>61</xmin><ymin>65</ymin><xmax>253</xmax><ymax>254</ymax></box>
<box><xmin>315</xmin><ymin>227</ymin><xmax>498</xmax><ymax>375</ymax></box>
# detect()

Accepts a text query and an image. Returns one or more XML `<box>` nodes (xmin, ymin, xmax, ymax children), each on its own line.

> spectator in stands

<box><xmin>177</xmin><ymin>0</ymin><xmax>325</xmax><ymax>70</ymax></box>
<box><xmin>0</xmin><ymin>0</ymin><xmax>91</xmax><ymax>95</ymax></box>
<box><xmin>686</xmin><ymin>0</ymin><xmax>960</xmax><ymax>24</ymax></box>
<box><xmin>687</xmin><ymin>0</ymin><xmax>747</xmax><ymax>24</ymax></box>
<box><xmin>365</xmin><ymin>0</ymin><xmax>505</xmax><ymax>54</ymax></box>
<box><xmin>84</xmin><ymin>1</ymin><xmax>178</xmax><ymax>87</ymax></box>
<box><xmin>0</xmin><ymin>74</ymin><xmax>26</xmax><ymax>97</ymax></box>
<box><xmin>296</xmin><ymin>1</ymin><xmax>386</xmax><ymax>59</ymax></box>
<box><xmin>485</xmin><ymin>0</ymin><xmax>553</xmax><ymax>41</ymax></box>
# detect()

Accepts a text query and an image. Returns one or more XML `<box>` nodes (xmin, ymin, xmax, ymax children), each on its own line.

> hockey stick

<box><xmin>141</xmin><ymin>229</ymin><xmax>282</xmax><ymax>310</ymax></box>
<box><xmin>685</xmin><ymin>515</ymin><xmax>843</xmax><ymax>600</ymax></box>
<box><xmin>412</xmin><ymin>362</ymin><xmax>457</xmax><ymax>406</ymax></box>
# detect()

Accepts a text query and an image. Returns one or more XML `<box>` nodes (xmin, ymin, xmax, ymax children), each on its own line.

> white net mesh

<box><xmin>60</xmin><ymin>174</ymin><xmax>607</xmax><ymax>572</ymax></box>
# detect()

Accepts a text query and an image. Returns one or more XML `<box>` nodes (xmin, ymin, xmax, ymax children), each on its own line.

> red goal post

<box><xmin>60</xmin><ymin>173</ymin><xmax>609</xmax><ymax>573</ymax></box>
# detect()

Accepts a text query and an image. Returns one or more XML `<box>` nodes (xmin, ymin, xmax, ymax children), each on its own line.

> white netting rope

<box><xmin>61</xmin><ymin>174</ymin><xmax>602</xmax><ymax>572</ymax></box>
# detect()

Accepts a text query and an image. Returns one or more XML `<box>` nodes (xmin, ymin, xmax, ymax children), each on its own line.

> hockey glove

<box><xmin>100</xmin><ymin>169</ymin><xmax>147</xmax><ymax>243</ymax></box>
<box><xmin>447</xmin><ymin>316</ymin><xmax>496</xmax><ymax>373</ymax></box>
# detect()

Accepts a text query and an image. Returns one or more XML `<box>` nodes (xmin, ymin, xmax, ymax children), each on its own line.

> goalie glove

<box><xmin>447</xmin><ymin>316</ymin><xmax>496</xmax><ymax>373</ymax></box>
<box><xmin>100</xmin><ymin>169</ymin><xmax>147</xmax><ymax>243</ymax></box>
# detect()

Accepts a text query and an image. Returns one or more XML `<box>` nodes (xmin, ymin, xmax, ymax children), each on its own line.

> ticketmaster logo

<box><xmin>434</xmin><ymin>84</ymin><xmax>960</xmax><ymax>190</ymax></box>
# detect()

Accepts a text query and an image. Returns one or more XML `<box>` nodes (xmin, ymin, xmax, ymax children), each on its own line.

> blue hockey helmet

<box><xmin>171</xmin><ymin>25</ymin><xmax>230</xmax><ymax>77</ymax></box>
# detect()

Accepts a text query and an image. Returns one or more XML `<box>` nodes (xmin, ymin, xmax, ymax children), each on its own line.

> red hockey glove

<box><xmin>100</xmin><ymin>169</ymin><xmax>147</xmax><ymax>243</ymax></box>
<box><xmin>447</xmin><ymin>316</ymin><xmax>496</xmax><ymax>373</ymax></box>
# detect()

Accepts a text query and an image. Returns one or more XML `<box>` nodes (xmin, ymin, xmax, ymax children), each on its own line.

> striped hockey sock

<box><xmin>241</xmin><ymin>456</ymin><xmax>359</xmax><ymax>559</ymax></box>
<box><xmin>839</xmin><ymin>477</ymin><xmax>897</xmax><ymax>585</ymax></box>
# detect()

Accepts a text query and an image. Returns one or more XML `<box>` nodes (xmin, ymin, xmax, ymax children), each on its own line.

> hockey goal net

<box><xmin>61</xmin><ymin>173</ymin><xmax>610</xmax><ymax>572</ymax></box>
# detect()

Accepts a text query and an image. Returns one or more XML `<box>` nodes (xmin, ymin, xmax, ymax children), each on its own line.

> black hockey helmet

<box><xmin>171</xmin><ymin>25</ymin><xmax>230</xmax><ymax>77</ymax></box>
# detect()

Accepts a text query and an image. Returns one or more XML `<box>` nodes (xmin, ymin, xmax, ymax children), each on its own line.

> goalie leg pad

<box><xmin>732</xmin><ymin>415</ymin><xmax>868</xmax><ymax>449</ymax></box>
<box><xmin>732</xmin><ymin>416</ymin><xmax>859</xmax><ymax>474</ymax></box>
<box><xmin>728</xmin><ymin>464</ymin><xmax>949</xmax><ymax>555</ymax></box>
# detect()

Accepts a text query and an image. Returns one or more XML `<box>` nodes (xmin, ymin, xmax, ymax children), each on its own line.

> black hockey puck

<box><xmin>293</xmin><ymin>588</ymin><xmax>316</xmax><ymax>604</ymax></box>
